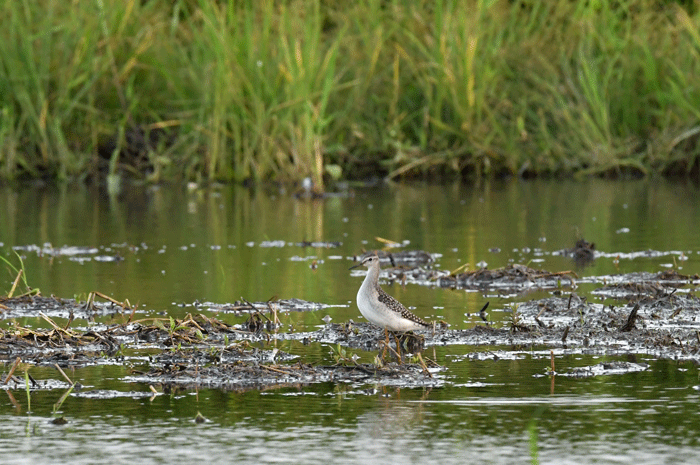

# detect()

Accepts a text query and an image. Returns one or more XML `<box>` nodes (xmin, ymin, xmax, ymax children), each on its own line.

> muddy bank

<box><xmin>129</xmin><ymin>358</ymin><xmax>444</xmax><ymax>392</ymax></box>
<box><xmin>352</xmin><ymin>258</ymin><xmax>698</xmax><ymax>294</ymax></box>
<box><xmin>1</xmin><ymin>260</ymin><xmax>700</xmax><ymax>392</ymax></box>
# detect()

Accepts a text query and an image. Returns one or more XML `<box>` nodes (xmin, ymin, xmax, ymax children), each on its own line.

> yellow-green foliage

<box><xmin>0</xmin><ymin>0</ymin><xmax>699</xmax><ymax>182</ymax></box>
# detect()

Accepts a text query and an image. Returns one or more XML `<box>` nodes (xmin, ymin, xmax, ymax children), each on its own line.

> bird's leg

<box><xmin>394</xmin><ymin>331</ymin><xmax>402</xmax><ymax>364</ymax></box>
<box><xmin>381</xmin><ymin>327</ymin><xmax>389</xmax><ymax>361</ymax></box>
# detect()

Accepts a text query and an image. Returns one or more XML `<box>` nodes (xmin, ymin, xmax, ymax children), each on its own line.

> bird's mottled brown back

<box><xmin>376</xmin><ymin>286</ymin><xmax>429</xmax><ymax>327</ymax></box>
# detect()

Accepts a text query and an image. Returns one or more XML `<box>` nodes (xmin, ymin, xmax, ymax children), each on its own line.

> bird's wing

<box><xmin>377</xmin><ymin>290</ymin><xmax>428</xmax><ymax>326</ymax></box>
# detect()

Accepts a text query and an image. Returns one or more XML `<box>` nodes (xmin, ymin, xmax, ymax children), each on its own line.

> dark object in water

<box><xmin>619</xmin><ymin>303</ymin><xmax>640</xmax><ymax>332</ymax></box>
<box><xmin>479</xmin><ymin>302</ymin><xmax>490</xmax><ymax>322</ymax></box>
<box><xmin>568</xmin><ymin>239</ymin><xmax>596</xmax><ymax>265</ymax></box>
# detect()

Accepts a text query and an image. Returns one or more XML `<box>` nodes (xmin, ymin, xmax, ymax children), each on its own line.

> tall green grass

<box><xmin>174</xmin><ymin>0</ymin><xmax>348</xmax><ymax>184</ymax></box>
<box><xmin>1</xmin><ymin>0</ymin><xmax>699</xmax><ymax>182</ymax></box>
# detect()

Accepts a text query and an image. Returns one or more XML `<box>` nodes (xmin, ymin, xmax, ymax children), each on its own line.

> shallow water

<box><xmin>1</xmin><ymin>178</ymin><xmax>700</xmax><ymax>464</ymax></box>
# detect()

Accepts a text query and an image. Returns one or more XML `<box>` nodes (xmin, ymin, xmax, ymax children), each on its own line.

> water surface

<box><xmin>1</xmin><ymin>179</ymin><xmax>699</xmax><ymax>464</ymax></box>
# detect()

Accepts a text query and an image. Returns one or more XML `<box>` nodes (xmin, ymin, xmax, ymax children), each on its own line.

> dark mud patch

<box><xmin>71</xmin><ymin>389</ymin><xmax>159</xmax><ymax>399</ymax></box>
<box><xmin>1</xmin><ymin>310</ymin><xmax>442</xmax><ymax>391</ymax></box>
<box><xmin>200</xmin><ymin>298</ymin><xmax>342</xmax><ymax>315</ymax></box>
<box><xmin>0</xmin><ymin>320</ymin><xmax>122</xmax><ymax>359</ymax></box>
<box><xmin>0</xmin><ymin>312</ymin><xmax>240</xmax><ymax>365</ymax></box>
<box><xmin>432</xmin><ymin>264</ymin><xmax>577</xmax><ymax>292</ymax></box>
<box><xmin>285</xmin><ymin>322</ymin><xmax>431</xmax><ymax>353</ymax></box>
<box><xmin>123</xmin><ymin>318</ymin><xmax>442</xmax><ymax>391</ymax></box>
<box><xmin>0</xmin><ymin>294</ymin><xmax>133</xmax><ymax>320</ymax></box>
<box><xmin>130</xmin><ymin>360</ymin><xmax>443</xmax><ymax>392</ymax></box>
<box><xmin>348</xmin><ymin>258</ymin><xmax>578</xmax><ymax>294</ymax></box>
<box><xmin>559</xmin><ymin>361</ymin><xmax>650</xmax><ymax>378</ymax></box>
<box><xmin>302</xmin><ymin>322</ymin><xmax>536</xmax><ymax>353</ymax></box>
<box><xmin>0</xmin><ymin>377</ymin><xmax>72</xmax><ymax>391</ymax></box>
<box><xmin>152</xmin><ymin>345</ymin><xmax>299</xmax><ymax>366</ymax></box>
<box><xmin>591</xmin><ymin>270</ymin><xmax>700</xmax><ymax>300</ymax></box>
<box><xmin>366</xmin><ymin>258</ymin><xmax>698</xmax><ymax>297</ymax></box>
<box><xmin>352</xmin><ymin>249</ymin><xmax>435</xmax><ymax>267</ymax></box>
<box><xmin>510</xmin><ymin>293</ymin><xmax>700</xmax><ymax>359</ymax></box>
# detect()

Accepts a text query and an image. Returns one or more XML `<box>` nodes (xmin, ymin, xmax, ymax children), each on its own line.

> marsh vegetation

<box><xmin>2</xmin><ymin>0</ymin><xmax>700</xmax><ymax>184</ymax></box>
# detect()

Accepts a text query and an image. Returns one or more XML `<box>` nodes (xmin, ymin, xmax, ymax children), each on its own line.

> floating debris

<box><xmin>348</xmin><ymin>258</ymin><xmax>580</xmax><ymax>294</ymax></box>
<box><xmin>592</xmin><ymin>270</ymin><xmax>699</xmax><ymax>300</ymax></box>
<box><xmin>512</xmin><ymin>293</ymin><xmax>700</xmax><ymax>359</ymax></box>
<box><xmin>561</xmin><ymin>238</ymin><xmax>597</xmax><ymax>266</ymax></box>
<box><xmin>131</xmin><ymin>360</ymin><xmax>443</xmax><ymax>392</ymax></box>
<box><xmin>0</xmin><ymin>318</ymin><xmax>122</xmax><ymax>359</ymax></box>
<box><xmin>562</xmin><ymin>361</ymin><xmax>649</xmax><ymax>378</ymax></box>
<box><xmin>352</xmin><ymin>250</ymin><xmax>435</xmax><ymax>267</ymax></box>
<box><xmin>296</xmin><ymin>241</ymin><xmax>342</xmax><ymax>248</ymax></box>
<box><xmin>434</xmin><ymin>264</ymin><xmax>577</xmax><ymax>292</ymax></box>
<box><xmin>0</xmin><ymin>294</ymin><xmax>133</xmax><ymax>320</ymax></box>
<box><xmin>209</xmin><ymin>298</ymin><xmax>337</xmax><ymax>314</ymax></box>
<box><xmin>151</xmin><ymin>345</ymin><xmax>298</xmax><ymax>367</ymax></box>
<box><xmin>13</xmin><ymin>244</ymin><xmax>99</xmax><ymax>257</ymax></box>
<box><xmin>12</xmin><ymin>244</ymin><xmax>125</xmax><ymax>263</ymax></box>
<box><xmin>241</xmin><ymin>240</ymin><xmax>342</xmax><ymax>248</ymax></box>
<box><xmin>2</xmin><ymin>263</ymin><xmax>700</xmax><ymax>393</ymax></box>
<box><xmin>0</xmin><ymin>377</ymin><xmax>71</xmax><ymax>391</ymax></box>
<box><xmin>259</xmin><ymin>240</ymin><xmax>287</xmax><ymax>248</ymax></box>
<box><xmin>72</xmin><ymin>390</ymin><xmax>159</xmax><ymax>399</ymax></box>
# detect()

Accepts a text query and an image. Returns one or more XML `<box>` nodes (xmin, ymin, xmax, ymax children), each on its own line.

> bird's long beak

<box><xmin>349</xmin><ymin>262</ymin><xmax>362</xmax><ymax>270</ymax></box>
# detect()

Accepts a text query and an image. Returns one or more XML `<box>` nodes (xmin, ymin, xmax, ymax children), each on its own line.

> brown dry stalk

<box><xmin>262</xmin><ymin>365</ymin><xmax>295</xmax><ymax>375</ymax></box>
<box><xmin>63</xmin><ymin>312</ymin><xmax>74</xmax><ymax>331</ymax></box>
<box><xmin>374</xmin><ymin>236</ymin><xmax>401</xmax><ymax>246</ymax></box>
<box><xmin>40</xmin><ymin>312</ymin><xmax>76</xmax><ymax>337</ymax></box>
<box><xmin>9</xmin><ymin>269</ymin><xmax>23</xmax><ymax>298</ymax></box>
<box><xmin>182</xmin><ymin>313</ymin><xmax>206</xmax><ymax>333</ymax></box>
<box><xmin>3</xmin><ymin>357</ymin><xmax>22</xmax><ymax>384</ymax></box>
<box><xmin>94</xmin><ymin>291</ymin><xmax>130</xmax><ymax>309</ymax></box>
<box><xmin>54</xmin><ymin>364</ymin><xmax>74</xmax><ymax>386</ymax></box>
<box><xmin>416</xmin><ymin>353</ymin><xmax>432</xmax><ymax>378</ymax></box>
<box><xmin>550</xmin><ymin>350</ymin><xmax>555</xmax><ymax>373</ymax></box>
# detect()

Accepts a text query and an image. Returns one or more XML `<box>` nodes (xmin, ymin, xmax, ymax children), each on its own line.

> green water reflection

<box><xmin>2</xmin><ymin>179</ymin><xmax>698</xmax><ymax>320</ymax></box>
<box><xmin>0</xmin><ymin>356</ymin><xmax>698</xmax><ymax>464</ymax></box>
<box><xmin>1</xmin><ymin>179</ymin><xmax>700</xmax><ymax>464</ymax></box>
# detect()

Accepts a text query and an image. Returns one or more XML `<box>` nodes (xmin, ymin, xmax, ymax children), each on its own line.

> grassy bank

<box><xmin>1</xmin><ymin>0</ymin><xmax>699</xmax><ymax>184</ymax></box>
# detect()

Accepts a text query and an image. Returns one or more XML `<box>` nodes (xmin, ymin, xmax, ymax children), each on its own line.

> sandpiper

<box><xmin>349</xmin><ymin>254</ymin><xmax>431</xmax><ymax>332</ymax></box>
